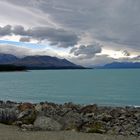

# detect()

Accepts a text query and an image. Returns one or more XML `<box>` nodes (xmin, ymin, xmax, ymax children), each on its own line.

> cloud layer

<box><xmin>70</xmin><ymin>43</ymin><xmax>102</xmax><ymax>59</ymax></box>
<box><xmin>0</xmin><ymin>0</ymin><xmax>140</xmax><ymax>66</ymax></box>
<box><xmin>0</xmin><ymin>25</ymin><xmax>79</xmax><ymax>48</ymax></box>
<box><xmin>4</xmin><ymin>0</ymin><xmax>140</xmax><ymax>50</ymax></box>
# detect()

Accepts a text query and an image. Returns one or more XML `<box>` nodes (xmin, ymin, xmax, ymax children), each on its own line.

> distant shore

<box><xmin>0</xmin><ymin>64</ymin><xmax>89</xmax><ymax>72</ymax></box>
<box><xmin>0</xmin><ymin>64</ymin><xmax>27</xmax><ymax>71</ymax></box>
<box><xmin>0</xmin><ymin>100</ymin><xmax>140</xmax><ymax>137</ymax></box>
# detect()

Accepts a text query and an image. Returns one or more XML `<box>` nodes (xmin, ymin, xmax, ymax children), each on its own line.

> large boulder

<box><xmin>34</xmin><ymin>116</ymin><xmax>62</xmax><ymax>131</ymax></box>
<box><xmin>0</xmin><ymin>108</ymin><xmax>18</xmax><ymax>124</ymax></box>
<box><xmin>17</xmin><ymin>103</ymin><xmax>36</xmax><ymax>124</ymax></box>
<box><xmin>80</xmin><ymin>104</ymin><xmax>97</xmax><ymax>114</ymax></box>
<box><xmin>58</xmin><ymin>110</ymin><xmax>82</xmax><ymax>130</ymax></box>
<box><xmin>18</xmin><ymin>103</ymin><xmax>34</xmax><ymax>111</ymax></box>
<box><xmin>17</xmin><ymin>109</ymin><xmax>37</xmax><ymax>124</ymax></box>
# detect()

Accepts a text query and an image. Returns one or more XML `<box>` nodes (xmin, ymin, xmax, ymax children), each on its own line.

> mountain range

<box><xmin>0</xmin><ymin>53</ymin><xmax>84</xmax><ymax>69</ymax></box>
<box><xmin>96</xmin><ymin>62</ymin><xmax>140</xmax><ymax>69</ymax></box>
<box><xmin>0</xmin><ymin>54</ymin><xmax>18</xmax><ymax>64</ymax></box>
<box><xmin>1</xmin><ymin>53</ymin><xmax>140</xmax><ymax>69</ymax></box>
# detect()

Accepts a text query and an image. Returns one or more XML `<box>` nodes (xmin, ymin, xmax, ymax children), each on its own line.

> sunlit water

<box><xmin>0</xmin><ymin>69</ymin><xmax>140</xmax><ymax>106</ymax></box>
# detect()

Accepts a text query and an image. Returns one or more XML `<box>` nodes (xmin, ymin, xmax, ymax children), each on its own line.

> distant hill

<box><xmin>12</xmin><ymin>55</ymin><xmax>84</xmax><ymax>69</ymax></box>
<box><xmin>0</xmin><ymin>53</ymin><xmax>18</xmax><ymax>64</ymax></box>
<box><xmin>97</xmin><ymin>62</ymin><xmax>140</xmax><ymax>69</ymax></box>
<box><xmin>0</xmin><ymin>54</ymin><xmax>84</xmax><ymax>69</ymax></box>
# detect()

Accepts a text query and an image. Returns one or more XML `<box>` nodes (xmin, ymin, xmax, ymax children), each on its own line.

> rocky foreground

<box><xmin>0</xmin><ymin>101</ymin><xmax>140</xmax><ymax>137</ymax></box>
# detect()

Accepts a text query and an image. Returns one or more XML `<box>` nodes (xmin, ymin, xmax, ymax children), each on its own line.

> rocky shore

<box><xmin>0</xmin><ymin>101</ymin><xmax>140</xmax><ymax>136</ymax></box>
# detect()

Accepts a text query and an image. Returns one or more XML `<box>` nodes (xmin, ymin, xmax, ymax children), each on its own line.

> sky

<box><xmin>0</xmin><ymin>0</ymin><xmax>140</xmax><ymax>66</ymax></box>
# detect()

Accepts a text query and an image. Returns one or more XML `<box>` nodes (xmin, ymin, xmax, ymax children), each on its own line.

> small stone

<box><xmin>102</xmin><ymin>114</ymin><xmax>112</xmax><ymax>122</ymax></box>
<box><xmin>136</xmin><ymin>128</ymin><xmax>140</xmax><ymax>133</ymax></box>
<box><xmin>21</xmin><ymin>128</ymin><xmax>27</xmax><ymax>131</ymax></box>
<box><xmin>131</xmin><ymin>131</ymin><xmax>137</xmax><ymax>136</ymax></box>
<box><xmin>119</xmin><ymin>115</ymin><xmax>126</xmax><ymax>120</ymax></box>
<box><xmin>21</xmin><ymin>124</ymin><xmax>34</xmax><ymax>130</ymax></box>
<box><xmin>113</xmin><ymin>126</ymin><xmax>121</xmax><ymax>134</ymax></box>
<box><xmin>85</xmin><ymin>113</ymin><xmax>95</xmax><ymax>118</ymax></box>
<box><xmin>15</xmin><ymin>121</ymin><xmax>23</xmax><ymax>126</ymax></box>
<box><xmin>35</xmin><ymin>104</ymin><xmax>42</xmax><ymax>112</ymax></box>
<box><xmin>134</xmin><ymin>113</ymin><xmax>140</xmax><ymax>119</ymax></box>
<box><xmin>87</xmin><ymin>128</ymin><xmax>106</xmax><ymax>134</ymax></box>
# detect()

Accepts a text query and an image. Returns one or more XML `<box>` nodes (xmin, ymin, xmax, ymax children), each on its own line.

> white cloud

<box><xmin>69</xmin><ymin>54</ymin><xmax>114</xmax><ymax>67</ymax></box>
<box><xmin>0</xmin><ymin>44</ymin><xmax>59</xmax><ymax>58</ymax></box>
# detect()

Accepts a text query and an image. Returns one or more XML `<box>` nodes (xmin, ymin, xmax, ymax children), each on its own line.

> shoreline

<box><xmin>0</xmin><ymin>100</ymin><xmax>140</xmax><ymax>137</ymax></box>
<box><xmin>1</xmin><ymin>99</ymin><xmax>140</xmax><ymax>108</ymax></box>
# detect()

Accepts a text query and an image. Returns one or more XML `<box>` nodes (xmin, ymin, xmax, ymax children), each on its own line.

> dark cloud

<box><xmin>27</xmin><ymin>27</ymin><xmax>79</xmax><ymax>47</ymax></box>
<box><xmin>4</xmin><ymin>0</ymin><xmax>140</xmax><ymax>51</ymax></box>
<box><xmin>70</xmin><ymin>43</ymin><xmax>102</xmax><ymax>59</ymax></box>
<box><xmin>0</xmin><ymin>25</ymin><xmax>25</xmax><ymax>36</ymax></box>
<box><xmin>0</xmin><ymin>25</ymin><xmax>11</xmax><ymax>36</ymax></box>
<box><xmin>0</xmin><ymin>25</ymin><xmax>79</xmax><ymax>47</ymax></box>
<box><xmin>13</xmin><ymin>25</ymin><xmax>27</xmax><ymax>36</ymax></box>
<box><xmin>19</xmin><ymin>37</ymin><xmax>30</xmax><ymax>42</ymax></box>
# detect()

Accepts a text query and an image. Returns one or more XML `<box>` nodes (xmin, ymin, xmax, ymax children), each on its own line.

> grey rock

<box><xmin>85</xmin><ymin>113</ymin><xmax>95</xmax><ymax>118</ymax></box>
<box><xmin>18</xmin><ymin>110</ymin><xmax>31</xmax><ymax>119</ymax></box>
<box><xmin>112</xmin><ymin>126</ymin><xmax>121</xmax><ymax>134</ymax></box>
<box><xmin>80</xmin><ymin>104</ymin><xmax>97</xmax><ymax>114</ymax></box>
<box><xmin>0</xmin><ymin>100</ymin><xmax>140</xmax><ymax>136</ymax></box>
<box><xmin>136</xmin><ymin>128</ymin><xmax>140</xmax><ymax>133</ymax></box>
<box><xmin>58</xmin><ymin>111</ymin><xmax>82</xmax><ymax>130</ymax></box>
<box><xmin>123</xmin><ymin>124</ymin><xmax>133</xmax><ymax>131</ymax></box>
<box><xmin>15</xmin><ymin>121</ymin><xmax>23</xmax><ymax>126</ymax></box>
<box><xmin>0</xmin><ymin>108</ymin><xmax>18</xmax><ymax>124</ymax></box>
<box><xmin>34</xmin><ymin>116</ymin><xmax>62</xmax><ymax>131</ymax></box>
<box><xmin>134</xmin><ymin>113</ymin><xmax>140</xmax><ymax>119</ymax></box>
<box><xmin>17</xmin><ymin>109</ymin><xmax>36</xmax><ymax>124</ymax></box>
<box><xmin>102</xmin><ymin>114</ymin><xmax>112</xmax><ymax>122</ymax></box>
<box><xmin>131</xmin><ymin>131</ymin><xmax>138</xmax><ymax>136</ymax></box>
<box><xmin>35</xmin><ymin>104</ymin><xmax>42</xmax><ymax>112</ymax></box>
<box><xmin>119</xmin><ymin>115</ymin><xmax>126</xmax><ymax>120</ymax></box>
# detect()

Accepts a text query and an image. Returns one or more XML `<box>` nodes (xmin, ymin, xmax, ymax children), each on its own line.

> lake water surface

<box><xmin>0</xmin><ymin>69</ymin><xmax>140</xmax><ymax>106</ymax></box>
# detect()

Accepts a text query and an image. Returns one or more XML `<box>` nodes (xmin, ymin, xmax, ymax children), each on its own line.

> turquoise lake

<box><xmin>0</xmin><ymin>69</ymin><xmax>140</xmax><ymax>106</ymax></box>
